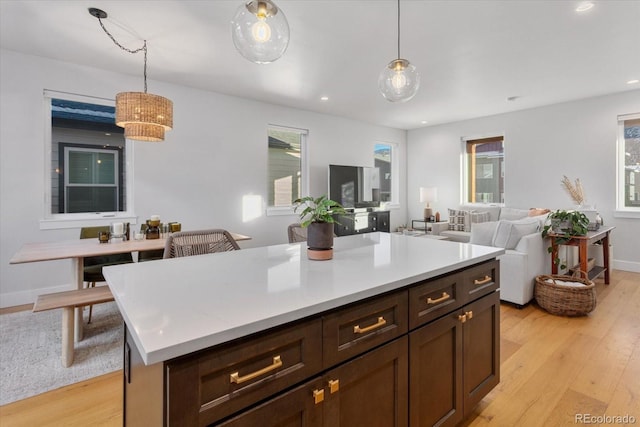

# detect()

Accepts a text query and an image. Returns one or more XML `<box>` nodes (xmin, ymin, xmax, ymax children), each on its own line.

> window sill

<box><xmin>613</xmin><ymin>210</ymin><xmax>640</xmax><ymax>219</ymax></box>
<box><xmin>40</xmin><ymin>213</ymin><xmax>139</xmax><ymax>230</ymax></box>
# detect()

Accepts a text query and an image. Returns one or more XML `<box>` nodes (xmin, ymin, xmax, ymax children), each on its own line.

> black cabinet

<box><xmin>333</xmin><ymin>211</ymin><xmax>390</xmax><ymax>236</ymax></box>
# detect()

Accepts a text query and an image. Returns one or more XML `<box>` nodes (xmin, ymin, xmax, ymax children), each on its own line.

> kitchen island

<box><xmin>104</xmin><ymin>232</ymin><xmax>505</xmax><ymax>426</ymax></box>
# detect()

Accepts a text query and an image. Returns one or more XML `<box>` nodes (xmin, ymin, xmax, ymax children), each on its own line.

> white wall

<box><xmin>407</xmin><ymin>90</ymin><xmax>640</xmax><ymax>272</ymax></box>
<box><xmin>0</xmin><ymin>49</ymin><xmax>407</xmax><ymax>307</ymax></box>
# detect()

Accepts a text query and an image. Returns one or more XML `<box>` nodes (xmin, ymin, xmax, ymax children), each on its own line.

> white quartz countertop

<box><xmin>104</xmin><ymin>233</ymin><xmax>504</xmax><ymax>365</ymax></box>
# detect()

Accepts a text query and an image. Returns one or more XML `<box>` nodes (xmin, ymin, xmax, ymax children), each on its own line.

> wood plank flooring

<box><xmin>1</xmin><ymin>270</ymin><xmax>638</xmax><ymax>426</ymax></box>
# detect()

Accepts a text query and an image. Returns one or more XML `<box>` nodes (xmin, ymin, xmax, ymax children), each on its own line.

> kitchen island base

<box><xmin>123</xmin><ymin>258</ymin><xmax>500</xmax><ymax>427</ymax></box>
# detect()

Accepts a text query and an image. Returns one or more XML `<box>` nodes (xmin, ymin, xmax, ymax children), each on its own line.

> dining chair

<box><xmin>80</xmin><ymin>226</ymin><xmax>133</xmax><ymax>323</ymax></box>
<box><xmin>287</xmin><ymin>223</ymin><xmax>307</xmax><ymax>243</ymax></box>
<box><xmin>163</xmin><ymin>229</ymin><xmax>240</xmax><ymax>258</ymax></box>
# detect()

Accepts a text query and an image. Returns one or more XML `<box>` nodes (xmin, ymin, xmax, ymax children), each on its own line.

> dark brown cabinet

<box><xmin>123</xmin><ymin>260</ymin><xmax>499</xmax><ymax>427</ymax></box>
<box><xmin>409</xmin><ymin>291</ymin><xmax>500</xmax><ymax>427</ymax></box>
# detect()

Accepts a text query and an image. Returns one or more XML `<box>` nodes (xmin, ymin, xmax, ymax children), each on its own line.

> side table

<box><xmin>411</xmin><ymin>220</ymin><xmax>448</xmax><ymax>234</ymax></box>
<box><xmin>549</xmin><ymin>226</ymin><xmax>615</xmax><ymax>284</ymax></box>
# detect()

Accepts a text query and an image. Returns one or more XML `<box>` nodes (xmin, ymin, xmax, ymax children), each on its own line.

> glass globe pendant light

<box><xmin>231</xmin><ymin>0</ymin><xmax>290</xmax><ymax>64</ymax></box>
<box><xmin>378</xmin><ymin>0</ymin><xmax>420</xmax><ymax>102</ymax></box>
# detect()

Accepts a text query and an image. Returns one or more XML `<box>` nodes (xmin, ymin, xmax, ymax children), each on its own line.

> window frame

<box><xmin>374</xmin><ymin>141</ymin><xmax>400</xmax><ymax>208</ymax></box>
<box><xmin>461</xmin><ymin>134</ymin><xmax>505</xmax><ymax>205</ymax></box>
<box><xmin>615</xmin><ymin>112</ymin><xmax>640</xmax><ymax>218</ymax></box>
<box><xmin>40</xmin><ymin>90</ymin><xmax>136</xmax><ymax>230</ymax></box>
<box><xmin>266</xmin><ymin>124</ymin><xmax>309</xmax><ymax>216</ymax></box>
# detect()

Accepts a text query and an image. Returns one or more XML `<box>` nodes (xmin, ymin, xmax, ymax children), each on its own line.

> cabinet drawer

<box><xmin>167</xmin><ymin>318</ymin><xmax>322</xmax><ymax>427</ymax></box>
<box><xmin>461</xmin><ymin>260</ymin><xmax>500</xmax><ymax>303</ymax></box>
<box><xmin>409</xmin><ymin>273</ymin><xmax>464</xmax><ymax>329</ymax></box>
<box><xmin>323</xmin><ymin>290</ymin><xmax>407</xmax><ymax>368</ymax></box>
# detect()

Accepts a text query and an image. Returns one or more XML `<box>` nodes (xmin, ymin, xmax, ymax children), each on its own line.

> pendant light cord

<box><xmin>397</xmin><ymin>0</ymin><xmax>401</xmax><ymax>60</ymax></box>
<box><xmin>96</xmin><ymin>16</ymin><xmax>148</xmax><ymax>93</ymax></box>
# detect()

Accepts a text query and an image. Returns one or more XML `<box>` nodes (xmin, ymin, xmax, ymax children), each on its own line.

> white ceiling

<box><xmin>1</xmin><ymin>0</ymin><xmax>639</xmax><ymax>130</ymax></box>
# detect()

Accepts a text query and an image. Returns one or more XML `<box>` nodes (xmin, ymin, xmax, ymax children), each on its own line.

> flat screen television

<box><xmin>328</xmin><ymin>164</ymin><xmax>381</xmax><ymax>209</ymax></box>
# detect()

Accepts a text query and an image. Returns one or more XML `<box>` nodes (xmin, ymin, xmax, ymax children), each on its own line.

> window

<box><xmin>267</xmin><ymin>126</ymin><xmax>308</xmax><ymax>213</ymax></box>
<box><xmin>43</xmin><ymin>91</ymin><xmax>134</xmax><ymax>228</ymax></box>
<box><xmin>617</xmin><ymin>113</ymin><xmax>640</xmax><ymax>213</ymax></box>
<box><xmin>374</xmin><ymin>143</ymin><xmax>392</xmax><ymax>203</ymax></box>
<box><xmin>463</xmin><ymin>136</ymin><xmax>504</xmax><ymax>204</ymax></box>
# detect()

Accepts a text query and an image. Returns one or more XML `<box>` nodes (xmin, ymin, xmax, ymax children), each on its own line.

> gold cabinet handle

<box><xmin>328</xmin><ymin>379</ymin><xmax>340</xmax><ymax>394</ymax></box>
<box><xmin>230</xmin><ymin>355</ymin><xmax>283</xmax><ymax>384</ymax></box>
<box><xmin>427</xmin><ymin>292</ymin><xmax>451</xmax><ymax>305</ymax></box>
<box><xmin>465</xmin><ymin>310</ymin><xmax>473</xmax><ymax>319</ymax></box>
<box><xmin>353</xmin><ymin>316</ymin><xmax>387</xmax><ymax>334</ymax></box>
<box><xmin>474</xmin><ymin>275</ymin><xmax>492</xmax><ymax>285</ymax></box>
<box><xmin>458</xmin><ymin>314</ymin><xmax>467</xmax><ymax>323</ymax></box>
<box><xmin>313</xmin><ymin>388</ymin><xmax>325</xmax><ymax>404</ymax></box>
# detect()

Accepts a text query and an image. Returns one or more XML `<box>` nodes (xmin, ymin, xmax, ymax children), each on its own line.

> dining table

<box><xmin>9</xmin><ymin>232</ymin><xmax>251</xmax><ymax>350</ymax></box>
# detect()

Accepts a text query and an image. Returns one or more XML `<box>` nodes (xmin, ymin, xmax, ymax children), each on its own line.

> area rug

<box><xmin>0</xmin><ymin>302</ymin><xmax>123</xmax><ymax>405</ymax></box>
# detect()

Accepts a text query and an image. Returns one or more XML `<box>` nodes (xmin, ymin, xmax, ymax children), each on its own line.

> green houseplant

<box><xmin>293</xmin><ymin>195</ymin><xmax>346</xmax><ymax>260</ymax></box>
<box><xmin>541</xmin><ymin>209</ymin><xmax>589</xmax><ymax>269</ymax></box>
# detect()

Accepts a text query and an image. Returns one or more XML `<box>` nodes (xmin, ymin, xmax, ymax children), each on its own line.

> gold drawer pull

<box><xmin>465</xmin><ymin>310</ymin><xmax>473</xmax><ymax>319</ymax></box>
<box><xmin>313</xmin><ymin>389</ymin><xmax>325</xmax><ymax>404</ymax></box>
<box><xmin>353</xmin><ymin>316</ymin><xmax>387</xmax><ymax>334</ymax></box>
<box><xmin>474</xmin><ymin>275</ymin><xmax>492</xmax><ymax>285</ymax></box>
<box><xmin>427</xmin><ymin>292</ymin><xmax>451</xmax><ymax>305</ymax></box>
<box><xmin>458</xmin><ymin>314</ymin><xmax>467</xmax><ymax>323</ymax></box>
<box><xmin>230</xmin><ymin>355</ymin><xmax>283</xmax><ymax>384</ymax></box>
<box><xmin>328</xmin><ymin>379</ymin><xmax>340</xmax><ymax>394</ymax></box>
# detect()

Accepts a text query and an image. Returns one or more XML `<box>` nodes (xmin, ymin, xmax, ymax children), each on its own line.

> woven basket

<box><xmin>534</xmin><ymin>270</ymin><xmax>596</xmax><ymax>316</ymax></box>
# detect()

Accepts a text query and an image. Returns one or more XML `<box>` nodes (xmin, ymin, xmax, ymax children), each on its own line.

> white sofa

<box><xmin>434</xmin><ymin>204</ymin><xmax>551</xmax><ymax>306</ymax></box>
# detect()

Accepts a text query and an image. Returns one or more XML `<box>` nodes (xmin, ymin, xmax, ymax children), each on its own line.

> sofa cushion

<box><xmin>448</xmin><ymin>209</ymin><xmax>471</xmax><ymax>231</ymax></box>
<box><xmin>499</xmin><ymin>207</ymin><xmax>530</xmax><ymax>221</ymax></box>
<box><xmin>469</xmin><ymin>221</ymin><xmax>498</xmax><ymax>246</ymax></box>
<box><xmin>460</xmin><ymin>204</ymin><xmax>501</xmax><ymax>221</ymax></box>
<box><xmin>491</xmin><ymin>218</ymin><xmax>539</xmax><ymax>249</ymax></box>
<box><xmin>440</xmin><ymin>230</ymin><xmax>471</xmax><ymax>243</ymax></box>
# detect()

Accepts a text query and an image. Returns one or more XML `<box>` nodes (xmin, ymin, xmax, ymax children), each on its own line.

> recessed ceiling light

<box><xmin>575</xmin><ymin>2</ymin><xmax>594</xmax><ymax>12</ymax></box>
<box><xmin>320</xmin><ymin>96</ymin><xmax>329</xmax><ymax>101</ymax></box>
<box><xmin>627</xmin><ymin>79</ymin><xmax>639</xmax><ymax>85</ymax></box>
<box><xmin>420</xmin><ymin>120</ymin><xmax>428</xmax><ymax>124</ymax></box>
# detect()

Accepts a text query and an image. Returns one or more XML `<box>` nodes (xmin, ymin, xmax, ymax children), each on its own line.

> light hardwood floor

<box><xmin>1</xmin><ymin>271</ymin><xmax>638</xmax><ymax>426</ymax></box>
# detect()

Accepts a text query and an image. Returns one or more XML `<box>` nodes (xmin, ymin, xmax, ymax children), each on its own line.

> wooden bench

<box><xmin>33</xmin><ymin>286</ymin><xmax>114</xmax><ymax>367</ymax></box>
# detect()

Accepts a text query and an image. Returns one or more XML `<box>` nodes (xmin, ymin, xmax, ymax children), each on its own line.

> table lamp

<box><xmin>420</xmin><ymin>187</ymin><xmax>438</xmax><ymax>222</ymax></box>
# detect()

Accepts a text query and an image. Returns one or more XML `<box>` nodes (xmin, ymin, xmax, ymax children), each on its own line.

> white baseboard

<box><xmin>613</xmin><ymin>259</ymin><xmax>640</xmax><ymax>273</ymax></box>
<box><xmin>1</xmin><ymin>284</ymin><xmax>75</xmax><ymax>308</ymax></box>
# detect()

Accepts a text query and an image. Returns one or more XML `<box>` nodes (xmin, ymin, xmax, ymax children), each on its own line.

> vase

<box><xmin>307</xmin><ymin>222</ymin><xmax>334</xmax><ymax>260</ymax></box>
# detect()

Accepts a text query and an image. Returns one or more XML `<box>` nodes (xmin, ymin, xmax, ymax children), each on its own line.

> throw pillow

<box><xmin>470</xmin><ymin>211</ymin><xmax>491</xmax><ymax>229</ymax></box>
<box><xmin>469</xmin><ymin>221</ymin><xmax>498</xmax><ymax>246</ymax></box>
<box><xmin>529</xmin><ymin>208</ymin><xmax>550</xmax><ymax>217</ymax></box>
<box><xmin>448</xmin><ymin>209</ymin><xmax>471</xmax><ymax>232</ymax></box>
<box><xmin>491</xmin><ymin>218</ymin><xmax>539</xmax><ymax>249</ymax></box>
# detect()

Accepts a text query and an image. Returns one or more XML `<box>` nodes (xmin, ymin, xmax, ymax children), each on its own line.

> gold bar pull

<box><xmin>474</xmin><ymin>275</ymin><xmax>492</xmax><ymax>285</ymax></box>
<box><xmin>353</xmin><ymin>316</ymin><xmax>387</xmax><ymax>334</ymax></box>
<box><xmin>230</xmin><ymin>355</ymin><xmax>283</xmax><ymax>384</ymax></box>
<box><xmin>427</xmin><ymin>292</ymin><xmax>451</xmax><ymax>305</ymax></box>
<box><xmin>328</xmin><ymin>379</ymin><xmax>340</xmax><ymax>394</ymax></box>
<box><xmin>313</xmin><ymin>389</ymin><xmax>325</xmax><ymax>404</ymax></box>
<box><xmin>458</xmin><ymin>314</ymin><xmax>467</xmax><ymax>323</ymax></box>
<box><xmin>466</xmin><ymin>310</ymin><xmax>473</xmax><ymax>319</ymax></box>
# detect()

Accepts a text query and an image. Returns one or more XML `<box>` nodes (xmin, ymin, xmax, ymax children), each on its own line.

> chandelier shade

<box><xmin>231</xmin><ymin>0</ymin><xmax>290</xmax><ymax>64</ymax></box>
<box><xmin>90</xmin><ymin>7</ymin><xmax>173</xmax><ymax>142</ymax></box>
<box><xmin>116</xmin><ymin>92</ymin><xmax>173</xmax><ymax>142</ymax></box>
<box><xmin>379</xmin><ymin>59</ymin><xmax>420</xmax><ymax>103</ymax></box>
<box><xmin>379</xmin><ymin>0</ymin><xmax>420</xmax><ymax>102</ymax></box>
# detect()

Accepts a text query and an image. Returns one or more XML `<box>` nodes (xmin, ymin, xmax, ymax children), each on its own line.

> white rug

<box><xmin>0</xmin><ymin>302</ymin><xmax>123</xmax><ymax>405</ymax></box>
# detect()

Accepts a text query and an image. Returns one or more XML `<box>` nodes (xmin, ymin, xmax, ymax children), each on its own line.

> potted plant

<box><xmin>541</xmin><ymin>209</ymin><xmax>589</xmax><ymax>269</ymax></box>
<box><xmin>293</xmin><ymin>195</ymin><xmax>346</xmax><ymax>260</ymax></box>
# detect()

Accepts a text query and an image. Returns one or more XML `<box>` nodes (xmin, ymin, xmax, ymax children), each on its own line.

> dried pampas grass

<box><xmin>561</xmin><ymin>175</ymin><xmax>585</xmax><ymax>205</ymax></box>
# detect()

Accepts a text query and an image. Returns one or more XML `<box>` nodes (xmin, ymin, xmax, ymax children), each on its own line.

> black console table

<box><xmin>333</xmin><ymin>211</ymin><xmax>390</xmax><ymax>236</ymax></box>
